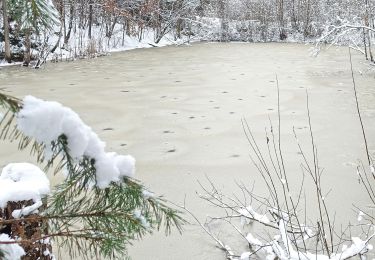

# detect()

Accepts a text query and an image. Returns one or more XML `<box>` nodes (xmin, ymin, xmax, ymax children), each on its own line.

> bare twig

<box><xmin>349</xmin><ymin>48</ymin><xmax>371</xmax><ymax>167</ymax></box>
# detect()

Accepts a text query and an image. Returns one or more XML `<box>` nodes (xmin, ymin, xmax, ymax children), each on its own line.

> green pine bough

<box><xmin>0</xmin><ymin>92</ymin><xmax>185</xmax><ymax>259</ymax></box>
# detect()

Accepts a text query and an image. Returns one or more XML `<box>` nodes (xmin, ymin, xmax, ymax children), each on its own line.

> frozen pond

<box><xmin>1</xmin><ymin>42</ymin><xmax>374</xmax><ymax>259</ymax></box>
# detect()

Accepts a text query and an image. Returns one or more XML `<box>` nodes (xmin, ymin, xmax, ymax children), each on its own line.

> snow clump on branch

<box><xmin>16</xmin><ymin>95</ymin><xmax>135</xmax><ymax>188</ymax></box>
<box><xmin>0</xmin><ymin>163</ymin><xmax>50</xmax><ymax>209</ymax></box>
<box><xmin>0</xmin><ymin>234</ymin><xmax>25</xmax><ymax>260</ymax></box>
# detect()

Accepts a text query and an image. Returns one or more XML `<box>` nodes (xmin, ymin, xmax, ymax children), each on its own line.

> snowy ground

<box><xmin>0</xmin><ymin>16</ymin><xmax>320</xmax><ymax>68</ymax></box>
<box><xmin>0</xmin><ymin>24</ymin><xmax>191</xmax><ymax>68</ymax></box>
<box><xmin>0</xmin><ymin>42</ymin><xmax>374</xmax><ymax>259</ymax></box>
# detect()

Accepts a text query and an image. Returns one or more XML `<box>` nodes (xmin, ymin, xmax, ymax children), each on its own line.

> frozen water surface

<box><xmin>0</xmin><ymin>42</ymin><xmax>374</xmax><ymax>259</ymax></box>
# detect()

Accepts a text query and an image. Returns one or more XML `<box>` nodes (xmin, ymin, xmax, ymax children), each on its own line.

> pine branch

<box><xmin>0</xmin><ymin>93</ymin><xmax>22</xmax><ymax>112</ymax></box>
<box><xmin>0</xmin><ymin>93</ymin><xmax>45</xmax><ymax>161</ymax></box>
<box><xmin>0</xmin><ymin>92</ymin><xmax>185</xmax><ymax>259</ymax></box>
<box><xmin>47</xmin><ymin>173</ymin><xmax>185</xmax><ymax>258</ymax></box>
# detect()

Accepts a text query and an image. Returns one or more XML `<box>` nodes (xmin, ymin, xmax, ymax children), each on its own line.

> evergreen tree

<box><xmin>0</xmin><ymin>92</ymin><xmax>184</xmax><ymax>259</ymax></box>
<box><xmin>7</xmin><ymin>0</ymin><xmax>60</xmax><ymax>66</ymax></box>
<box><xmin>1</xmin><ymin>0</ymin><xmax>11</xmax><ymax>63</ymax></box>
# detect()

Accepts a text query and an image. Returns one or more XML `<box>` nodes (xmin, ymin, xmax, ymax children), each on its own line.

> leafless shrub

<box><xmin>181</xmin><ymin>75</ymin><xmax>374</xmax><ymax>260</ymax></box>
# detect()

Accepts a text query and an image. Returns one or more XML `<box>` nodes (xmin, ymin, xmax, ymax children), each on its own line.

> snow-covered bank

<box><xmin>46</xmin><ymin>27</ymin><xmax>190</xmax><ymax>62</ymax></box>
<box><xmin>0</xmin><ymin>15</ymin><xmax>320</xmax><ymax>68</ymax></box>
<box><xmin>0</xmin><ymin>22</ymin><xmax>193</xmax><ymax>68</ymax></box>
<box><xmin>0</xmin><ymin>12</ymin><xmax>370</xmax><ymax>68</ymax></box>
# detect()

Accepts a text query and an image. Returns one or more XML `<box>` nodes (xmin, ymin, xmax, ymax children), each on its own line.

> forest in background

<box><xmin>0</xmin><ymin>0</ymin><xmax>375</xmax><ymax>66</ymax></box>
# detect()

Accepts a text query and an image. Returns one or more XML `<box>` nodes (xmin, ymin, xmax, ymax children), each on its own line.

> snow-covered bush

<box><xmin>193</xmin><ymin>92</ymin><xmax>374</xmax><ymax>259</ymax></box>
<box><xmin>0</xmin><ymin>92</ymin><xmax>184</xmax><ymax>259</ymax></box>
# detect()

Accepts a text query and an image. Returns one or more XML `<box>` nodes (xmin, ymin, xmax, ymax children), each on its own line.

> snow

<box><xmin>16</xmin><ymin>95</ymin><xmax>135</xmax><ymax>188</ymax></box>
<box><xmin>279</xmin><ymin>219</ymin><xmax>293</xmax><ymax>255</ymax></box>
<box><xmin>358</xmin><ymin>211</ymin><xmax>365</xmax><ymax>222</ymax></box>
<box><xmin>245</xmin><ymin>232</ymin><xmax>263</xmax><ymax>246</ymax></box>
<box><xmin>0</xmin><ymin>18</ymin><xmax>191</xmax><ymax>67</ymax></box>
<box><xmin>0</xmin><ymin>61</ymin><xmax>22</xmax><ymax>67</ymax></box>
<box><xmin>0</xmin><ymin>163</ymin><xmax>50</xmax><ymax>208</ymax></box>
<box><xmin>238</xmin><ymin>205</ymin><xmax>270</xmax><ymax>225</ymax></box>
<box><xmin>272</xmin><ymin>221</ymin><xmax>374</xmax><ymax>260</ymax></box>
<box><xmin>242</xmin><ymin>231</ymin><xmax>277</xmax><ymax>259</ymax></box>
<box><xmin>302</xmin><ymin>225</ymin><xmax>313</xmax><ymax>240</ymax></box>
<box><xmin>133</xmin><ymin>209</ymin><xmax>150</xmax><ymax>229</ymax></box>
<box><xmin>11</xmin><ymin>201</ymin><xmax>43</xmax><ymax>218</ymax></box>
<box><xmin>42</xmin><ymin>247</ymin><xmax>55</xmax><ymax>259</ymax></box>
<box><xmin>237</xmin><ymin>217</ymin><xmax>375</xmax><ymax>260</ymax></box>
<box><xmin>0</xmin><ymin>234</ymin><xmax>25</xmax><ymax>260</ymax></box>
<box><xmin>334</xmin><ymin>236</ymin><xmax>372</xmax><ymax>260</ymax></box>
<box><xmin>39</xmin><ymin>23</ymin><xmax>190</xmax><ymax>66</ymax></box>
<box><xmin>142</xmin><ymin>189</ymin><xmax>155</xmax><ymax>199</ymax></box>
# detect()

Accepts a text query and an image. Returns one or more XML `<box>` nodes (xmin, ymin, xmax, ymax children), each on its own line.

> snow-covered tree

<box><xmin>0</xmin><ymin>92</ymin><xmax>184</xmax><ymax>259</ymax></box>
<box><xmin>314</xmin><ymin>0</ymin><xmax>375</xmax><ymax>62</ymax></box>
<box><xmin>5</xmin><ymin>0</ymin><xmax>60</xmax><ymax>66</ymax></box>
<box><xmin>1</xmin><ymin>0</ymin><xmax>11</xmax><ymax>63</ymax></box>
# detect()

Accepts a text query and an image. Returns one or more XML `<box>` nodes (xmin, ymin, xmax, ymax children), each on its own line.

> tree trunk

<box><xmin>88</xmin><ymin>0</ymin><xmax>93</xmax><ymax>39</ymax></box>
<box><xmin>58</xmin><ymin>0</ymin><xmax>66</xmax><ymax>48</ymax></box>
<box><xmin>105</xmin><ymin>16</ymin><xmax>118</xmax><ymax>38</ymax></box>
<box><xmin>176</xmin><ymin>18</ymin><xmax>182</xmax><ymax>39</ymax></box>
<box><xmin>367</xmin><ymin>32</ymin><xmax>374</xmax><ymax>62</ymax></box>
<box><xmin>50</xmin><ymin>28</ymin><xmax>62</xmax><ymax>53</ymax></box>
<box><xmin>23</xmin><ymin>30</ymin><xmax>31</xmax><ymax>66</ymax></box>
<box><xmin>364</xmin><ymin>0</ymin><xmax>374</xmax><ymax>62</ymax></box>
<box><xmin>218</xmin><ymin>0</ymin><xmax>228</xmax><ymax>42</ymax></box>
<box><xmin>64</xmin><ymin>1</ymin><xmax>74</xmax><ymax>45</ymax></box>
<box><xmin>291</xmin><ymin>0</ymin><xmax>298</xmax><ymax>29</ymax></box>
<box><xmin>78</xmin><ymin>0</ymin><xmax>85</xmax><ymax>29</ymax></box>
<box><xmin>0</xmin><ymin>200</ymin><xmax>52</xmax><ymax>259</ymax></box>
<box><xmin>304</xmin><ymin>0</ymin><xmax>311</xmax><ymax>38</ymax></box>
<box><xmin>363</xmin><ymin>28</ymin><xmax>368</xmax><ymax>60</ymax></box>
<box><xmin>278</xmin><ymin>0</ymin><xmax>286</xmax><ymax>39</ymax></box>
<box><xmin>126</xmin><ymin>19</ymin><xmax>131</xmax><ymax>36</ymax></box>
<box><xmin>2</xmin><ymin>0</ymin><xmax>11</xmax><ymax>63</ymax></box>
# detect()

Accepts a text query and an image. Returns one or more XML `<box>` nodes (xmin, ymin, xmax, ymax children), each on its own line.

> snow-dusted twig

<box><xmin>173</xmin><ymin>198</ymin><xmax>239</xmax><ymax>260</ymax></box>
<box><xmin>195</xmin><ymin>76</ymin><xmax>375</xmax><ymax>259</ymax></box>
